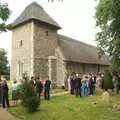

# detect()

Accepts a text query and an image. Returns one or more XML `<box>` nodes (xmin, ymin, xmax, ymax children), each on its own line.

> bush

<box><xmin>20</xmin><ymin>73</ymin><xmax>40</xmax><ymax>112</ymax></box>
<box><xmin>23</xmin><ymin>96</ymin><xmax>40</xmax><ymax>112</ymax></box>
<box><xmin>102</xmin><ymin>70</ymin><xmax>114</xmax><ymax>90</ymax></box>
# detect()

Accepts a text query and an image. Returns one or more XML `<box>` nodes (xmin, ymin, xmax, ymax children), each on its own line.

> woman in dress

<box><xmin>12</xmin><ymin>80</ymin><xmax>18</xmax><ymax>104</ymax></box>
<box><xmin>81</xmin><ymin>75</ymin><xmax>88</xmax><ymax>96</ymax></box>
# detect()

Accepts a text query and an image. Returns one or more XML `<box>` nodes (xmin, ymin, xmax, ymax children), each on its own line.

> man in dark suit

<box><xmin>88</xmin><ymin>74</ymin><xmax>94</xmax><ymax>96</ymax></box>
<box><xmin>75</xmin><ymin>73</ymin><xmax>82</xmax><ymax>97</ymax></box>
<box><xmin>44</xmin><ymin>76</ymin><xmax>51</xmax><ymax>100</ymax></box>
<box><xmin>1</xmin><ymin>80</ymin><xmax>9</xmax><ymax>108</ymax></box>
<box><xmin>70</xmin><ymin>73</ymin><xmax>76</xmax><ymax>95</ymax></box>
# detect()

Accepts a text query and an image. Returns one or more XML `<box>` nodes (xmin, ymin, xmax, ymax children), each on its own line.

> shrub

<box><xmin>20</xmin><ymin>73</ymin><xmax>40</xmax><ymax>112</ymax></box>
<box><xmin>102</xmin><ymin>70</ymin><xmax>114</xmax><ymax>90</ymax></box>
<box><xmin>17</xmin><ymin>84</ymin><xmax>24</xmax><ymax>100</ymax></box>
<box><xmin>23</xmin><ymin>96</ymin><xmax>40</xmax><ymax>112</ymax></box>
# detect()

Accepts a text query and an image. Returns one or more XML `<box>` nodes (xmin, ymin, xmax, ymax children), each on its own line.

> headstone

<box><xmin>102</xmin><ymin>91</ymin><xmax>110</xmax><ymax>103</ymax></box>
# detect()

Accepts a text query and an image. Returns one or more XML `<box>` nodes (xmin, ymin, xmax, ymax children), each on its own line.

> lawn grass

<box><xmin>8</xmin><ymin>93</ymin><xmax>120</xmax><ymax>120</ymax></box>
<box><xmin>51</xmin><ymin>88</ymin><xmax>66</xmax><ymax>94</ymax></box>
<box><xmin>8</xmin><ymin>80</ymin><xmax>65</xmax><ymax>99</ymax></box>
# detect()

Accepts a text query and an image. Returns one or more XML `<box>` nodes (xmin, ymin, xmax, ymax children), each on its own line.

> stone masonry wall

<box><xmin>66</xmin><ymin>62</ymin><xmax>109</xmax><ymax>75</ymax></box>
<box><xmin>11</xmin><ymin>21</ymin><xmax>34</xmax><ymax>81</ymax></box>
<box><xmin>66</xmin><ymin>62</ymin><xmax>83</xmax><ymax>74</ymax></box>
<box><xmin>51</xmin><ymin>59</ymin><xmax>57</xmax><ymax>88</ymax></box>
<box><xmin>55</xmin><ymin>47</ymin><xmax>66</xmax><ymax>86</ymax></box>
<box><xmin>33</xmin><ymin>58</ymin><xmax>48</xmax><ymax>78</ymax></box>
<box><xmin>84</xmin><ymin>64</ymin><xmax>98</xmax><ymax>74</ymax></box>
<box><xmin>33</xmin><ymin>21</ymin><xmax>58</xmax><ymax>79</ymax></box>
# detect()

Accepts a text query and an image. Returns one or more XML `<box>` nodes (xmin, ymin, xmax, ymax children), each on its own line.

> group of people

<box><xmin>29</xmin><ymin>76</ymin><xmax>51</xmax><ymax>100</ymax></box>
<box><xmin>0</xmin><ymin>79</ymin><xmax>9</xmax><ymax>108</ymax></box>
<box><xmin>0</xmin><ymin>76</ymin><xmax>51</xmax><ymax>109</ymax></box>
<box><xmin>0</xmin><ymin>72</ymin><xmax>103</xmax><ymax>108</ymax></box>
<box><xmin>64</xmin><ymin>72</ymin><xmax>103</xmax><ymax>97</ymax></box>
<box><xmin>11</xmin><ymin>76</ymin><xmax>51</xmax><ymax>103</ymax></box>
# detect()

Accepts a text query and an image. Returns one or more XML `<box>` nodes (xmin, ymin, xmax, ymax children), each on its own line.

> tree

<box><xmin>0</xmin><ymin>0</ymin><xmax>62</xmax><ymax>32</ymax></box>
<box><xmin>20</xmin><ymin>73</ymin><xmax>40</xmax><ymax>112</ymax></box>
<box><xmin>0</xmin><ymin>48</ymin><xmax>9</xmax><ymax>79</ymax></box>
<box><xmin>102</xmin><ymin>70</ymin><xmax>114</xmax><ymax>91</ymax></box>
<box><xmin>0</xmin><ymin>0</ymin><xmax>10</xmax><ymax>32</ymax></box>
<box><xmin>95</xmin><ymin>0</ymin><xmax>120</xmax><ymax>93</ymax></box>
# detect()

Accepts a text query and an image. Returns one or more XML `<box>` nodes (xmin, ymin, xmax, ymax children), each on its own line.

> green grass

<box><xmin>8</xmin><ymin>93</ymin><xmax>120</xmax><ymax>120</ymax></box>
<box><xmin>8</xmin><ymin>80</ymin><xmax>65</xmax><ymax>100</ymax></box>
<box><xmin>51</xmin><ymin>88</ymin><xmax>65</xmax><ymax>94</ymax></box>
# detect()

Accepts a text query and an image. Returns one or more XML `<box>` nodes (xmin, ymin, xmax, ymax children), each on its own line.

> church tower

<box><xmin>11</xmin><ymin>2</ymin><xmax>61</xmax><ymax>82</ymax></box>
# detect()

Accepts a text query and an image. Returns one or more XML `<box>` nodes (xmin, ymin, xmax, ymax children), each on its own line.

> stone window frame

<box><xmin>19</xmin><ymin>40</ymin><xmax>23</xmax><ymax>47</ymax></box>
<box><xmin>18</xmin><ymin>61</ymin><xmax>23</xmax><ymax>76</ymax></box>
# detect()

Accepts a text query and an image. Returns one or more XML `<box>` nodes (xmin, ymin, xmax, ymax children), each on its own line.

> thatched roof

<box><xmin>58</xmin><ymin>35</ymin><xmax>109</xmax><ymax>65</ymax></box>
<box><xmin>11</xmin><ymin>2</ymin><xmax>61</xmax><ymax>29</ymax></box>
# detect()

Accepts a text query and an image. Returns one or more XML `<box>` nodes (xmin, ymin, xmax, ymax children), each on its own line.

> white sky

<box><xmin>0</xmin><ymin>0</ymin><xmax>97</xmax><ymax>61</ymax></box>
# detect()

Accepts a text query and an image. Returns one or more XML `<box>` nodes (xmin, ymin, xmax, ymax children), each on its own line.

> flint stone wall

<box><xmin>11</xmin><ymin>21</ymin><xmax>34</xmax><ymax>81</ymax></box>
<box><xmin>33</xmin><ymin>21</ymin><xmax>58</xmax><ymax>80</ymax></box>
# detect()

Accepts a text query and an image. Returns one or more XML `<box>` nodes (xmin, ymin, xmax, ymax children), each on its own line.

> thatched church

<box><xmin>10</xmin><ymin>2</ymin><xmax>109</xmax><ymax>87</ymax></box>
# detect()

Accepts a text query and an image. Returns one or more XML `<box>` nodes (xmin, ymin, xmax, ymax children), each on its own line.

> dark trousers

<box><xmin>37</xmin><ymin>92</ymin><xmax>41</xmax><ymax>99</ymax></box>
<box><xmin>70</xmin><ymin>85</ymin><xmax>75</xmax><ymax>95</ymax></box>
<box><xmin>75</xmin><ymin>88</ymin><xmax>81</xmax><ymax>97</ymax></box>
<box><xmin>89</xmin><ymin>87</ymin><xmax>94</xmax><ymax>95</ymax></box>
<box><xmin>44</xmin><ymin>89</ymin><xmax>50</xmax><ymax>100</ymax></box>
<box><xmin>0</xmin><ymin>93</ymin><xmax>2</xmax><ymax>104</ymax></box>
<box><xmin>93</xmin><ymin>85</ymin><xmax>95</xmax><ymax>92</ymax></box>
<box><xmin>2</xmin><ymin>95</ymin><xmax>9</xmax><ymax>108</ymax></box>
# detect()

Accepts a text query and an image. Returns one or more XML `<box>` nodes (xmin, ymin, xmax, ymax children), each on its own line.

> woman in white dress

<box><xmin>68</xmin><ymin>76</ymin><xmax>71</xmax><ymax>92</ymax></box>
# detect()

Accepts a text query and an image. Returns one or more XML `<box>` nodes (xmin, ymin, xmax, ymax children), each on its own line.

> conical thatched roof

<box><xmin>11</xmin><ymin>2</ymin><xmax>61</xmax><ymax>29</ymax></box>
<box><xmin>58</xmin><ymin>35</ymin><xmax>109</xmax><ymax>65</ymax></box>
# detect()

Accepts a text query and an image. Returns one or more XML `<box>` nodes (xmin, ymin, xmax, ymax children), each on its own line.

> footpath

<box><xmin>52</xmin><ymin>91</ymin><xmax>68</xmax><ymax>96</ymax></box>
<box><xmin>0</xmin><ymin>108</ymin><xmax>19</xmax><ymax>120</ymax></box>
<box><xmin>0</xmin><ymin>91</ymin><xmax>68</xmax><ymax>120</ymax></box>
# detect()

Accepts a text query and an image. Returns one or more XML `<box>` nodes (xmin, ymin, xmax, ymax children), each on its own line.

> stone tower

<box><xmin>11</xmin><ymin>2</ymin><xmax>61</xmax><ymax>84</ymax></box>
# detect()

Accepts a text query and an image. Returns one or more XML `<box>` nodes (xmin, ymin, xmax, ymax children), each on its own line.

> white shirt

<box><xmin>12</xmin><ymin>83</ymin><xmax>18</xmax><ymax>91</ymax></box>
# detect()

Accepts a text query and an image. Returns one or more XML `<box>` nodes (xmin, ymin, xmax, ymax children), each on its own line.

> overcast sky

<box><xmin>0</xmin><ymin>0</ymin><xmax>97</xmax><ymax>61</ymax></box>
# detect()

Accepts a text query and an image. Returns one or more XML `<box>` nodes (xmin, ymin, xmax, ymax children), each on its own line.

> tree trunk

<box><xmin>115</xmin><ymin>86</ymin><xmax>119</xmax><ymax>94</ymax></box>
<box><xmin>112</xmin><ymin>76</ymin><xmax>120</xmax><ymax>94</ymax></box>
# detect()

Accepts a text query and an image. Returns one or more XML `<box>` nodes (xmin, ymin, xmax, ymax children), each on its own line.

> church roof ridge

<box><xmin>58</xmin><ymin>34</ymin><xmax>96</xmax><ymax>48</ymax></box>
<box><xmin>58</xmin><ymin>34</ymin><xmax>110</xmax><ymax>65</ymax></box>
<box><xmin>11</xmin><ymin>1</ymin><xmax>61</xmax><ymax>29</ymax></box>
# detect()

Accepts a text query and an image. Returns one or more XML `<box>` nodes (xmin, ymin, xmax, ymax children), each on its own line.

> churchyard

<box><xmin>8</xmin><ymin>92</ymin><xmax>120</xmax><ymax>120</ymax></box>
<box><xmin>1</xmin><ymin>0</ymin><xmax>120</xmax><ymax>120</ymax></box>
